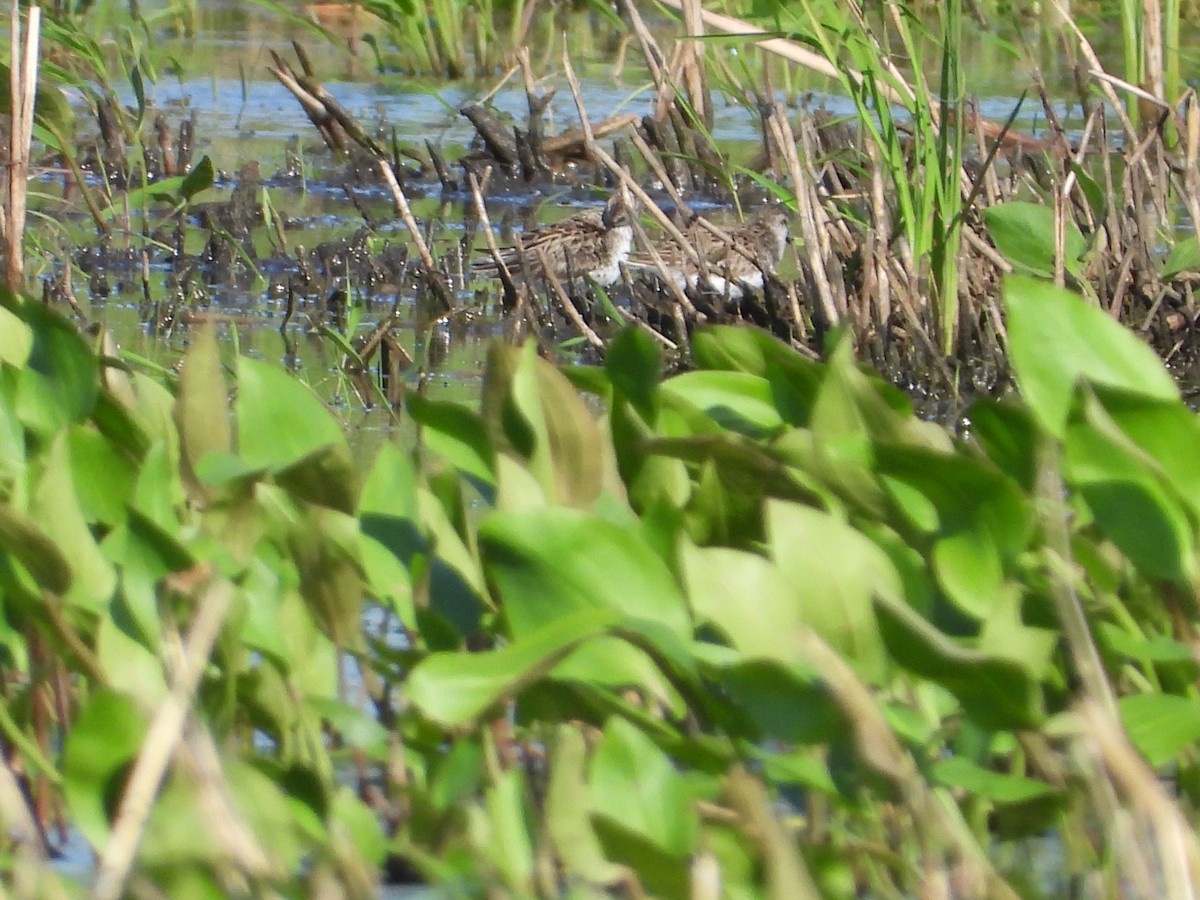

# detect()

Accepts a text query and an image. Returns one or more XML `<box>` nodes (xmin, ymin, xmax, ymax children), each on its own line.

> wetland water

<box><xmin>34</xmin><ymin>0</ymin><xmax>1117</xmax><ymax>452</ymax></box>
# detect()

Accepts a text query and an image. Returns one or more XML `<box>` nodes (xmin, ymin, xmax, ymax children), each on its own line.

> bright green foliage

<box><xmin>3</xmin><ymin>279</ymin><xmax>1200</xmax><ymax>895</ymax></box>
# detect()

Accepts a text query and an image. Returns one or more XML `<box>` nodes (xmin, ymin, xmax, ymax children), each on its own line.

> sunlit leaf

<box><xmin>408</xmin><ymin>393</ymin><xmax>495</xmax><ymax>486</ymax></box>
<box><xmin>479</xmin><ymin>507</ymin><xmax>689</xmax><ymax>639</ymax></box>
<box><xmin>590</xmin><ymin>717</ymin><xmax>698</xmax><ymax>860</ymax></box>
<box><xmin>766</xmin><ymin>500</ymin><xmax>892</xmax><ymax>683</ymax></box>
<box><xmin>407</xmin><ymin>609</ymin><xmax>618</xmax><ymax>727</ymax></box>
<box><xmin>236</xmin><ymin>357</ymin><xmax>345</xmax><ymax>471</ymax></box>
<box><xmin>984</xmin><ymin>201</ymin><xmax>1087</xmax><ymax>277</ymax></box>
<box><xmin>1004</xmin><ymin>275</ymin><xmax>1177</xmax><ymax>436</ymax></box>
<box><xmin>1120</xmin><ymin>694</ymin><xmax>1200</xmax><ymax>766</ymax></box>
<box><xmin>63</xmin><ymin>690</ymin><xmax>147</xmax><ymax>848</ymax></box>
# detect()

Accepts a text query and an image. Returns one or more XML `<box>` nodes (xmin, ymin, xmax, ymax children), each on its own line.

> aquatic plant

<box><xmin>0</xmin><ymin>258</ymin><xmax>1198</xmax><ymax>893</ymax></box>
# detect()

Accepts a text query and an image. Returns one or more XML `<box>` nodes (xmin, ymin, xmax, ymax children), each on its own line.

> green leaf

<box><xmin>984</xmin><ymin>201</ymin><xmax>1087</xmax><ymax>277</ymax></box>
<box><xmin>0</xmin><ymin>506</ymin><xmax>71</xmax><ymax>595</ymax></box>
<box><xmin>606</xmin><ymin>325</ymin><xmax>662</xmax><ymax>421</ymax></box>
<box><xmin>275</xmin><ymin>443</ymin><xmax>360</xmax><ymax>513</ymax></box>
<box><xmin>1119</xmin><ymin>694</ymin><xmax>1200</xmax><ymax>767</ymax></box>
<box><xmin>408</xmin><ymin>393</ymin><xmax>495</xmax><ymax>486</ymax></box>
<box><xmin>877</xmin><ymin>446</ymin><xmax>1031</xmax><ymax>619</ymax></box>
<box><xmin>17</xmin><ymin>302</ymin><xmax>99</xmax><ymax>436</ymax></box>
<box><xmin>430</xmin><ymin>739</ymin><xmax>484</xmax><ymax>812</ymax></box>
<box><xmin>765</xmin><ymin>501</ymin><xmax>892</xmax><ymax>683</ymax></box>
<box><xmin>68</xmin><ymin>427</ymin><xmax>137</xmax><ymax>526</ymax></box>
<box><xmin>479</xmin><ymin>507</ymin><xmax>690</xmax><ymax>639</ymax></box>
<box><xmin>930</xmin><ymin>756</ymin><xmax>1057</xmax><ymax>805</ymax></box>
<box><xmin>1064</xmin><ymin>390</ymin><xmax>1197</xmax><ymax>584</ymax></box>
<box><xmin>1004</xmin><ymin>275</ymin><xmax>1177</xmax><ymax>437</ymax></box>
<box><xmin>175</xmin><ymin>323</ymin><xmax>230</xmax><ymax>495</ymax></box>
<box><xmin>63</xmin><ymin>690</ymin><xmax>147</xmax><ymax>848</ymax></box>
<box><xmin>547</xmin><ymin>726</ymin><xmax>625</xmax><ymax>885</ymax></box>
<box><xmin>307</xmin><ymin>697</ymin><xmax>389</xmax><ymax>761</ymax></box>
<box><xmin>407</xmin><ymin>609</ymin><xmax>619</xmax><ymax>727</ymax></box>
<box><xmin>236</xmin><ymin>357</ymin><xmax>345</xmax><ymax>472</ymax></box>
<box><xmin>332</xmin><ymin>787</ymin><xmax>389</xmax><ymax>868</ymax></box>
<box><xmin>482</xmin><ymin>341</ymin><xmax>604</xmax><ymax>507</ymax></box>
<box><xmin>0</xmin><ymin>304</ymin><xmax>32</xmax><ymax>367</ymax></box>
<box><xmin>484</xmin><ymin>768</ymin><xmax>534</xmax><ymax>891</ymax></box>
<box><xmin>682</xmin><ymin>543</ymin><xmax>801</xmax><ymax>663</ymax></box>
<box><xmin>180</xmin><ymin>155</ymin><xmax>215</xmax><ymax>201</ymax></box>
<box><xmin>874</xmin><ymin>593</ymin><xmax>1043</xmax><ymax>730</ymax></box>
<box><xmin>590</xmin><ymin>717</ymin><xmax>698</xmax><ymax>860</ymax></box>
<box><xmin>1161</xmin><ymin>235</ymin><xmax>1200</xmax><ymax>279</ymax></box>
<box><xmin>32</xmin><ymin>432</ymin><xmax>116</xmax><ymax>610</ymax></box>
<box><xmin>660</xmin><ymin>370</ymin><xmax>784</xmax><ymax>437</ymax></box>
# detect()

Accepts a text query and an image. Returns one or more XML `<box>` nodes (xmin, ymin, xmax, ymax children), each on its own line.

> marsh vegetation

<box><xmin>3</xmin><ymin>0</ymin><xmax>1200</xmax><ymax>897</ymax></box>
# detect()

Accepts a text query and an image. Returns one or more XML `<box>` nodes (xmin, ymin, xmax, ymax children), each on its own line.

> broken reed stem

<box><xmin>767</xmin><ymin>107</ymin><xmax>841</xmax><ymax>328</ymax></box>
<box><xmin>7</xmin><ymin>3</ymin><xmax>41</xmax><ymax>294</ymax></box>
<box><xmin>378</xmin><ymin>159</ymin><xmax>436</xmax><ymax>270</ymax></box>
<box><xmin>91</xmin><ymin>575</ymin><xmax>234</xmax><ymax>900</ymax></box>
<box><xmin>467</xmin><ymin>168</ymin><xmax>518</xmax><ymax>288</ymax></box>
<box><xmin>535</xmin><ymin>249</ymin><xmax>605</xmax><ymax>351</ymax></box>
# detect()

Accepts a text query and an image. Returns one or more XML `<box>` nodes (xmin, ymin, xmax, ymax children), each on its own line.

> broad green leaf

<box><xmin>407</xmin><ymin>609</ymin><xmax>619</xmax><ymax>727</ymax></box>
<box><xmin>874</xmin><ymin>592</ymin><xmax>1043</xmax><ymax>730</ymax></box>
<box><xmin>547</xmin><ymin>726</ymin><xmax>625</xmax><ymax>885</ymax></box>
<box><xmin>1064</xmin><ymin>390</ymin><xmax>1197</xmax><ymax>584</ymax></box>
<box><xmin>174</xmin><ymin>323</ymin><xmax>230</xmax><ymax>497</ymax></box>
<box><xmin>68</xmin><ymin>426</ymin><xmax>137</xmax><ymax>526</ymax></box>
<box><xmin>877</xmin><ymin>446</ymin><xmax>1031</xmax><ymax>619</ymax></box>
<box><xmin>930</xmin><ymin>756</ymin><xmax>1057</xmax><ymax>805</ymax></box>
<box><xmin>180</xmin><ymin>155</ymin><xmax>216</xmax><ymax>201</ymax></box>
<box><xmin>32</xmin><ymin>432</ymin><xmax>116</xmax><ymax>610</ymax></box>
<box><xmin>63</xmin><ymin>690</ymin><xmax>147</xmax><ymax>848</ymax></box>
<box><xmin>236</xmin><ymin>357</ymin><xmax>345</xmax><ymax>472</ymax></box>
<box><xmin>479</xmin><ymin>507</ymin><xmax>689</xmax><ymax>639</ymax></box>
<box><xmin>1161</xmin><ymin>235</ymin><xmax>1200</xmax><ymax>279</ymax></box>
<box><xmin>691</xmin><ymin>325</ymin><xmax>824</xmax><ymax>425</ymax></box>
<box><xmin>0</xmin><ymin>506</ymin><xmax>71</xmax><ymax>594</ymax></box>
<box><xmin>1089</xmin><ymin>385</ymin><xmax>1200</xmax><ymax>523</ymax></box>
<box><xmin>484</xmin><ymin>768</ymin><xmax>534</xmax><ymax>892</ymax></box>
<box><xmin>1119</xmin><ymin>694</ymin><xmax>1200</xmax><ymax>767</ymax></box>
<box><xmin>275</xmin><ymin>443</ymin><xmax>359</xmax><ymax>513</ymax></box>
<box><xmin>430</xmin><ymin>739</ymin><xmax>484</xmax><ymax>812</ymax></box>
<box><xmin>17</xmin><ymin>302</ymin><xmax>99</xmax><ymax>436</ymax></box>
<box><xmin>483</xmin><ymin>341</ymin><xmax>604</xmax><ymax>508</ymax></box>
<box><xmin>331</xmin><ymin>787</ymin><xmax>389</xmax><ymax>868</ymax></box>
<box><xmin>682</xmin><ymin>543</ymin><xmax>801</xmax><ymax>662</ymax></box>
<box><xmin>660</xmin><ymin>370</ymin><xmax>783</xmax><ymax>436</ymax></box>
<box><xmin>766</xmin><ymin>501</ymin><xmax>891</xmax><ymax>683</ymax></box>
<box><xmin>408</xmin><ymin>393</ymin><xmax>495</xmax><ymax>486</ymax></box>
<box><xmin>0</xmin><ymin>304</ymin><xmax>32</xmax><ymax>367</ymax></box>
<box><xmin>552</xmin><ymin>636</ymin><xmax>685</xmax><ymax>717</ymax></box>
<box><xmin>606</xmin><ymin>325</ymin><xmax>662</xmax><ymax>421</ymax></box>
<box><xmin>984</xmin><ymin>201</ymin><xmax>1087</xmax><ymax>277</ymax></box>
<box><xmin>718</xmin><ymin>660</ymin><xmax>846</xmax><ymax>744</ymax></box>
<box><xmin>590</xmin><ymin>717</ymin><xmax>698</xmax><ymax>859</ymax></box>
<box><xmin>307</xmin><ymin>697</ymin><xmax>389</xmax><ymax>761</ymax></box>
<box><xmin>1004</xmin><ymin>275</ymin><xmax>1177</xmax><ymax>436</ymax></box>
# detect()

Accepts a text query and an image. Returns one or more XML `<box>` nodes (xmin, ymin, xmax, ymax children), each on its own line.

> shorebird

<box><xmin>631</xmin><ymin>205</ymin><xmax>791</xmax><ymax>299</ymax></box>
<box><xmin>472</xmin><ymin>191</ymin><xmax>637</xmax><ymax>287</ymax></box>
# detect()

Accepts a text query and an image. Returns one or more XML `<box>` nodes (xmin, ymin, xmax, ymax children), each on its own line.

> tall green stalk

<box><xmin>932</xmin><ymin>0</ymin><xmax>964</xmax><ymax>355</ymax></box>
<box><xmin>1119</xmin><ymin>0</ymin><xmax>1142</xmax><ymax>123</ymax></box>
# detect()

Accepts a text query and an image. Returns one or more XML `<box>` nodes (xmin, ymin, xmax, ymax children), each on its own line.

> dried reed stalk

<box><xmin>6</xmin><ymin>3</ymin><xmax>41</xmax><ymax>293</ymax></box>
<box><xmin>91</xmin><ymin>573</ymin><xmax>235</xmax><ymax>900</ymax></box>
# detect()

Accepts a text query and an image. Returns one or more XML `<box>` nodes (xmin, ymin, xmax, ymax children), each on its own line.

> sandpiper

<box><xmin>632</xmin><ymin>206</ymin><xmax>790</xmax><ymax>299</ymax></box>
<box><xmin>472</xmin><ymin>191</ymin><xmax>637</xmax><ymax>287</ymax></box>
